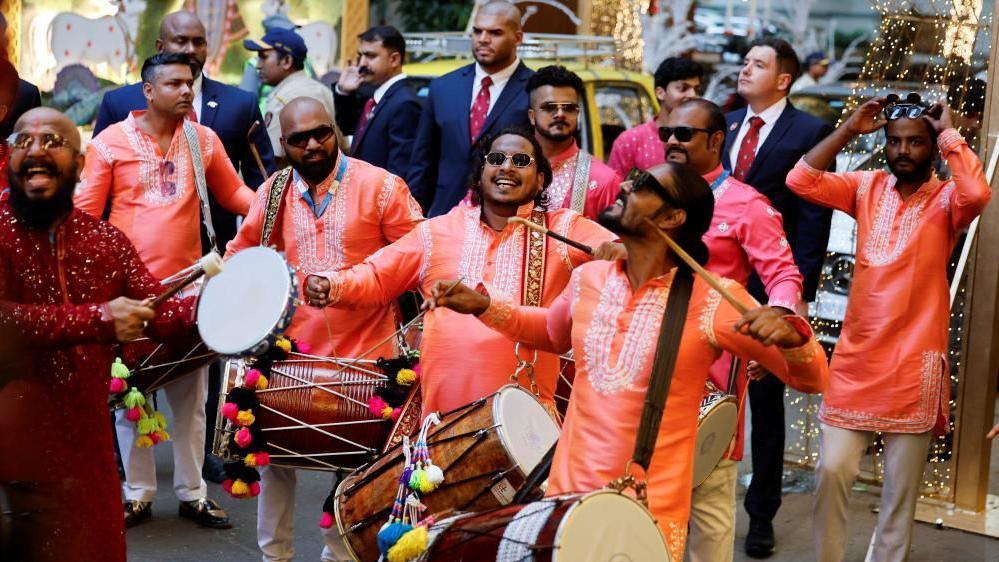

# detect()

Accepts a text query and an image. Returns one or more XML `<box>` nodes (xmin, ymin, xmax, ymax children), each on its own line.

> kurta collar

<box><xmin>550</xmin><ymin>141</ymin><xmax>581</xmax><ymax>169</ymax></box>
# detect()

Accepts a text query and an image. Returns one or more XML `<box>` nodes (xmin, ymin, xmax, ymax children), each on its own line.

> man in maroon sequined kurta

<box><xmin>0</xmin><ymin>108</ymin><xmax>193</xmax><ymax>561</ymax></box>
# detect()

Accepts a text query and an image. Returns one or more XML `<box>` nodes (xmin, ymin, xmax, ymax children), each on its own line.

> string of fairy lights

<box><xmin>786</xmin><ymin>0</ymin><xmax>992</xmax><ymax>502</ymax></box>
<box><xmin>590</xmin><ymin>0</ymin><xmax>646</xmax><ymax>70</ymax></box>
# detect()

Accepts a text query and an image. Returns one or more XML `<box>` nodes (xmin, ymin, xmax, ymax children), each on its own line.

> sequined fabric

<box><xmin>0</xmin><ymin>205</ymin><xmax>193</xmax><ymax>561</ymax></box>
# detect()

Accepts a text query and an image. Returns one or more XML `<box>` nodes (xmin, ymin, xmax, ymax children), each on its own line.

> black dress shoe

<box><xmin>124</xmin><ymin>500</ymin><xmax>152</xmax><ymax>528</ymax></box>
<box><xmin>202</xmin><ymin>454</ymin><xmax>227</xmax><ymax>484</ymax></box>
<box><xmin>179</xmin><ymin>498</ymin><xmax>232</xmax><ymax>529</ymax></box>
<box><xmin>745</xmin><ymin>517</ymin><xmax>776</xmax><ymax>558</ymax></box>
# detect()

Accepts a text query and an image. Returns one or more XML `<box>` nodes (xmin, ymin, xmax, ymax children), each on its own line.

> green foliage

<box><xmin>397</xmin><ymin>0</ymin><xmax>473</xmax><ymax>32</ymax></box>
<box><xmin>134</xmin><ymin>0</ymin><xmax>183</xmax><ymax>75</ymax></box>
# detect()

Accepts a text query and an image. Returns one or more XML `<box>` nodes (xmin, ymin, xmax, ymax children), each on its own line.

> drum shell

<box><xmin>335</xmin><ymin>387</ymin><xmax>555</xmax><ymax>562</ymax></box>
<box><xmin>116</xmin><ymin>335</ymin><xmax>217</xmax><ymax>397</ymax></box>
<box><xmin>692</xmin><ymin>381</ymin><xmax>739</xmax><ymax>488</ymax></box>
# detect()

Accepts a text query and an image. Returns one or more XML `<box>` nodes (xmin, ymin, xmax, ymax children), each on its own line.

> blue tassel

<box><xmin>377</xmin><ymin>522</ymin><xmax>413</xmax><ymax>555</ymax></box>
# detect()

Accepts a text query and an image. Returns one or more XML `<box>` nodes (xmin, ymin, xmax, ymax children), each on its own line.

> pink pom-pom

<box><xmin>297</xmin><ymin>341</ymin><xmax>312</xmax><ymax>354</ymax></box>
<box><xmin>222</xmin><ymin>402</ymin><xmax>239</xmax><ymax>420</ymax></box>
<box><xmin>235</xmin><ymin>427</ymin><xmax>252</xmax><ymax>448</ymax></box>
<box><xmin>255</xmin><ymin>451</ymin><xmax>271</xmax><ymax>467</ymax></box>
<box><xmin>126</xmin><ymin>407</ymin><xmax>142</xmax><ymax>422</ymax></box>
<box><xmin>222</xmin><ymin>479</ymin><xmax>233</xmax><ymax>494</ymax></box>
<box><xmin>109</xmin><ymin>378</ymin><xmax>127</xmax><ymax>393</ymax></box>
<box><xmin>368</xmin><ymin>395</ymin><xmax>388</xmax><ymax>417</ymax></box>
<box><xmin>244</xmin><ymin>369</ymin><xmax>262</xmax><ymax>389</ymax></box>
<box><xmin>249</xmin><ymin>481</ymin><xmax>261</xmax><ymax>496</ymax></box>
<box><xmin>391</xmin><ymin>407</ymin><xmax>402</xmax><ymax>421</ymax></box>
<box><xmin>319</xmin><ymin>512</ymin><xmax>334</xmax><ymax>529</ymax></box>
<box><xmin>148</xmin><ymin>432</ymin><xmax>161</xmax><ymax>445</ymax></box>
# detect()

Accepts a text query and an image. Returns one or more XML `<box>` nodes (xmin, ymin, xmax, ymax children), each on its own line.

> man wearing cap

<box><xmin>245</xmin><ymin>28</ymin><xmax>337</xmax><ymax>163</ymax></box>
<box><xmin>791</xmin><ymin>52</ymin><xmax>830</xmax><ymax>93</ymax></box>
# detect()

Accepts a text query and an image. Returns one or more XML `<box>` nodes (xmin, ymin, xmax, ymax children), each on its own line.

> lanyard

<box><xmin>709</xmin><ymin>170</ymin><xmax>730</xmax><ymax>192</ymax></box>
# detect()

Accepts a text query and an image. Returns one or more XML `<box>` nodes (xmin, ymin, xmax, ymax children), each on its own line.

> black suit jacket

<box><xmin>406</xmin><ymin>62</ymin><xmax>534</xmax><ymax>216</ymax></box>
<box><xmin>723</xmin><ymin>102</ymin><xmax>833</xmax><ymax>300</ymax></box>
<box><xmin>93</xmin><ymin>78</ymin><xmax>276</xmax><ymax>246</ymax></box>
<box><xmin>334</xmin><ymin>77</ymin><xmax>422</xmax><ymax>178</ymax></box>
<box><xmin>1</xmin><ymin>80</ymin><xmax>42</xmax><ymax>137</ymax></box>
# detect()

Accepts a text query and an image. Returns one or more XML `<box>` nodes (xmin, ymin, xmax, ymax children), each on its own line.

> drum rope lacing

<box><xmin>606</xmin><ymin>460</ymin><xmax>649</xmax><ymax>507</ymax></box>
<box><xmin>424</xmin><ymin>499</ymin><xmax>564</xmax><ymax>558</ymax></box>
<box><xmin>510</xmin><ymin>343</ymin><xmax>540</xmax><ymax>398</ymax></box>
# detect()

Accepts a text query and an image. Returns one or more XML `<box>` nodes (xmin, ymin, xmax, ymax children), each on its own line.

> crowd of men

<box><xmin>0</xmin><ymin>2</ymin><xmax>992</xmax><ymax>562</ymax></box>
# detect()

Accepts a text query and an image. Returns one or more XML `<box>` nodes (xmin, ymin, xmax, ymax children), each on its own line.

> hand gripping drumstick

<box><xmin>148</xmin><ymin>253</ymin><xmax>224</xmax><ymax>308</ymax></box>
<box><xmin>247</xmin><ymin>121</ymin><xmax>270</xmax><ymax>181</ymax></box>
<box><xmin>507</xmin><ymin>216</ymin><xmax>595</xmax><ymax>256</ymax></box>
<box><xmin>642</xmin><ymin>218</ymin><xmax>749</xmax><ymax>314</ymax></box>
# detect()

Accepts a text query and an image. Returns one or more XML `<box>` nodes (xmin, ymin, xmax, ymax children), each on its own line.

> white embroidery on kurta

<box><xmin>89</xmin><ymin>138</ymin><xmax>115</xmax><ymax>165</ymax></box>
<box><xmin>457</xmin><ymin>206</ymin><xmax>525</xmax><ymax>299</ymax></box>
<box><xmin>938</xmin><ymin>181</ymin><xmax>956</xmax><ymax>212</ymax></box>
<box><xmin>550</xmin><ymin>211</ymin><xmax>576</xmax><ymax>271</ymax></box>
<box><xmin>292</xmin><ymin>162</ymin><xmax>350</xmax><ymax>273</ymax></box>
<box><xmin>418</xmin><ymin>221</ymin><xmax>433</xmax><ymax>284</ymax></box>
<box><xmin>121</xmin><ymin>117</ymin><xmax>189</xmax><ymax>206</ymax></box>
<box><xmin>698</xmin><ymin>281</ymin><xmax>733</xmax><ymax>349</ymax></box>
<box><xmin>548</xmin><ymin>155</ymin><xmax>577</xmax><ymax>206</ymax></box>
<box><xmin>376</xmin><ymin>172</ymin><xmax>397</xmax><ymax>217</ymax></box>
<box><xmin>861</xmin><ymin>176</ymin><xmax>929</xmax><ymax>266</ymax></box>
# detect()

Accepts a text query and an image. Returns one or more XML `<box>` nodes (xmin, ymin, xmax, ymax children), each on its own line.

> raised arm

<box><xmin>927</xmin><ymin>118</ymin><xmax>991</xmax><ymax>229</ymax></box>
<box><xmin>204</xmin><ymin>130</ymin><xmax>255</xmax><ymax>215</ymax></box>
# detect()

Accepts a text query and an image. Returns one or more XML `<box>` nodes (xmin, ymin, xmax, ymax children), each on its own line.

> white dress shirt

<box><xmin>372</xmin><ymin>72</ymin><xmax>408</xmax><ymax>104</ymax></box>
<box><xmin>470</xmin><ymin>58</ymin><xmax>520</xmax><ymax>114</ymax></box>
<box><xmin>728</xmin><ymin>96</ymin><xmax>788</xmax><ymax>167</ymax></box>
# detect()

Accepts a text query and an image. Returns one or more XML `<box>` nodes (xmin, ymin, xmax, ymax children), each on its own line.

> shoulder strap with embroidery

<box><xmin>182</xmin><ymin>121</ymin><xmax>219</xmax><ymax>253</ymax></box>
<box><xmin>521</xmin><ymin>209</ymin><xmax>548</xmax><ymax>306</ymax></box>
<box><xmin>260</xmin><ymin>167</ymin><xmax>294</xmax><ymax>247</ymax></box>
<box><xmin>568</xmin><ymin>150</ymin><xmax>592</xmax><ymax>214</ymax></box>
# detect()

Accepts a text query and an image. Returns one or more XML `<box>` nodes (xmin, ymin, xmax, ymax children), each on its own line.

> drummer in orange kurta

<box><xmin>304</xmin><ymin>128</ymin><xmax>619</xmax><ymax>416</ymax></box>
<box><xmin>425</xmin><ymin>162</ymin><xmax>828</xmax><ymax>560</ymax></box>
<box><xmin>225</xmin><ymin>97</ymin><xmax>424</xmax><ymax>562</ymax></box>
<box><xmin>785</xmin><ymin>97</ymin><xmax>991</xmax><ymax>562</ymax></box>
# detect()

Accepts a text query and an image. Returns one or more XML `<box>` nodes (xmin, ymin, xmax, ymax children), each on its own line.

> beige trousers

<box><xmin>813</xmin><ymin>423</ymin><xmax>932</xmax><ymax>562</ymax></box>
<box><xmin>687</xmin><ymin>459</ymin><xmax>739</xmax><ymax>562</ymax></box>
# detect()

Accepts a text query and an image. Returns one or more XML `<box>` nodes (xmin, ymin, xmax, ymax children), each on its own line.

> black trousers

<box><xmin>204</xmin><ymin>360</ymin><xmax>222</xmax><ymax>457</ymax></box>
<box><xmin>744</xmin><ymin>373</ymin><xmax>786</xmax><ymax>521</ymax></box>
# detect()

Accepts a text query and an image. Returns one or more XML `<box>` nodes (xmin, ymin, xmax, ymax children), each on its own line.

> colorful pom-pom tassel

<box><xmin>109</xmin><ymin>377</ymin><xmax>127</xmax><ymax>394</ymax></box>
<box><xmin>244</xmin><ymin>369</ymin><xmax>262</xmax><ymax>389</ymax></box>
<box><xmin>135</xmin><ymin>435</ymin><xmax>154</xmax><ymax>448</ymax></box>
<box><xmin>408</xmin><ymin>468</ymin><xmax>425</xmax><ymax>491</ymax></box>
<box><xmin>369</xmin><ymin>395</ymin><xmax>389</xmax><ymax>417</ymax></box>
<box><xmin>391</xmin><ymin>408</ymin><xmax>402</xmax><ymax>421</ymax></box>
<box><xmin>236</xmin><ymin>409</ymin><xmax>256</xmax><ymax>427</ymax></box>
<box><xmin>111</xmin><ymin>357</ymin><xmax>130</xmax><ymax>379</ymax></box>
<box><xmin>319</xmin><ymin>511</ymin><xmax>334</xmax><ymax>529</ymax></box>
<box><xmin>235</xmin><ymin>427</ymin><xmax>252</xmax><ymax>448</ymax></box>
<box><xmin>297</xmin><ymin>341</ymin><xmax>312</xmax><ymax>354</ymax></box>
<box><xmin>126</xmin><ymin>407</ymin><xmax>142</xmax><ymax>422</ymax></box>
<box><xmin>244</xmin><ymin>451</ymin><xmax>270</xmax><ymax>467</ymax></box>
<box><xmin>222</xmin><ymin>402</ymin><xmax>239</xmax><ymax>420</ymax></box>
<box><xmin>137</xmin><ymin>416</ymin><xmax>158</xmax><ymax>435</ymax></box>
<box><xmin>378</xmin><ymin>522</ymin><xmax>413</xmax><ymax>555</ymax></box>
<box><xmin>123</xmin><ymin>387</ymin><xmax>145</xmax><ymax>409</ymax></box>
<box><xmin>396</xmin><ymin>368</ymin><xmax>417</xmax><ymax>386</ymax></box>
<box><xmin>425</xmin><ymin>464</ymin><xmax>444</xmax><ymax>487</ymax></box>
<box><xmin>254</xmin><ymin>374</ymin><xmax>268</xmax><ymax>390</ymax></box>
<box><xmin>154</xmin><ymin>411</ymin><xmax>168</xmax><ymax>430</ymax></box>
<box><xmin>155</xmin><ymin>429</ymin><xmax>170</xmax><ymax>442</ymax></box>
<box><xmin>380</xmin><ymin>406</ymin><xmax>394</xmax><ymax>420</ymax></box>
<box><xmin>249</xmin><ymin>481</ymin><xmax>261</xmax><ymax>497</ymax></box>
<box><xmin>231</xmin><ymin>479</ymin><xmax>249</xmax><ymax>496</ymax></box>
<box><xmin>274</xmin><ymin>337</ymin><xmax>292</xmax><ymax>353</ymax></box>
<box><xmin>387</xmin><ymin>525</ymin><xmax>428</xmax><ymax>562</ymax></box>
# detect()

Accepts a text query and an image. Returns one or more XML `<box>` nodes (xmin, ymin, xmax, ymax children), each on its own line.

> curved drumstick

<box><xmin>643</xmin><ymin>218</ymin><xmax>748</xmax><ymax>314</ymax></box>
<box><xmin>507</xmin><ymin>216</ymin><xmax>595</xmax><ymax>256</ymax></box>
<box><xmin>148</xmin><ymin>253</ymin><xmax>224</xmax><ymax>308</ymax></box>
<box><xmin>247</xmin><ymin>120</ymin><xmax>270</xmax><ymax>181</ymax></box>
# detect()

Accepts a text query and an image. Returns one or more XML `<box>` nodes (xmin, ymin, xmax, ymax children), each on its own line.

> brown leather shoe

<box><xmin>178</xmin><ymin>498</ymin><xmax>232</xmax><ymax>529</ymax></box>
<box><xmin>123</xmin><ymin>500</ymin><xmax>152</xmax><ymax>528</ymax></box>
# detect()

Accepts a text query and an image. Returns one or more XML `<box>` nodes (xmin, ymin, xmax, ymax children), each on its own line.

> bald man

<box><xmin>226</xmin><ymin>97</ymin><xmax>423</xmax><ymax>562</ymax></box>
<box><xmin>406</xmin><ymin>0</ymin><xmax>534</xmax><ymax>216</ymax></box>
<box><xmin>0</xmin><ymin>108</ymin><xmax>195</xmax><ymax>562</ymax></box>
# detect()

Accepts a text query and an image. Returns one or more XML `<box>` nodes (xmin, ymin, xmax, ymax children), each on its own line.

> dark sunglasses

<box><xmin>624</xmin><ymin>167</ymin><xmax>677</xmax><ymax>206</ymax></box>
<box><xmin>485</xmin><ymin>151</ymin><xmax>536</xmax><ymax>168</ymax></box>
<box><xmin>283</xmin><ymin>125</ymin><xmax>336</xmax><ymax>149</ymax></box>
<box><xmin>883</xmin><ymin>93</ymin><xmax>930</xmax><ymax>121</ymax></box>
<box><xmin>658</xmin><ymin>126</ymin><xmax>713</xmax><ymax>143</ymax></box>
<box><xmin>539</xmin><ymin>102</ymin><xmax>580</xmax><ymax>115</ymax></box>
<box><xmin>7</xmin><ymin>132</ymin><xmax>75</xmax><ymax>152</ymax></box>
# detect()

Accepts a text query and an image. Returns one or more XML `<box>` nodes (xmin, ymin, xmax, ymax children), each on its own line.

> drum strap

<box><xmin>568</xmin><ymin>150</ymin><xmax>592</xmax><ymax>214</ymax></box>
<box><xmin>260</xmin><ymin>167</ymin><xmax>294</xmax><ymax>247</ymax></box>
<box><xmin>521</xmin><ymin>209</ymin><xmax>548</xmax><ymax>307</ymax></box>
<box><xmin>632</xmin><ymin>268</ymin><xmax>694</xmax><ymax>471</ymax></box>
<box><xmin>182</xmin><ymin>121</ymin><xmax>219</xmax><ymax>253</ymax></box>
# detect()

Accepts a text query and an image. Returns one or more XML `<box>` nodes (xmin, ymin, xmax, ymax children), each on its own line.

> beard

<box><xmin>290</xmin><ymin>150</ymin><xmax>336</xmax><ymax>185</ymax></box>
<box><xmin>596</xmin><ymin>193</ymin><xmax>635</xmax><ymax>235</ymax></box>
<box><xmin>537</xmin><ymin>122</ymin><xmax>575</xmax><ymax>143</ymax></box>
<box><xmin>887</xmin><ymin>156</ymin><xmax>934</xmax><ymax>184</ymax></box>
<box><xmin>7</xmin><ymin>165</ymin><xmax>76</xmax><ymax>230</ymax></box>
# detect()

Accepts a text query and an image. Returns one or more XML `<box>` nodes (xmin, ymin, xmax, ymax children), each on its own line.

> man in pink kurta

<box><xmin>225</xmin><ymin>97</ymin><xmax>423</xmax><ymax>562</ymax></box>
<box><xmin>74</xmin><ymin>54</ymin><xmax>253</xmax><ymax>530</ymax></box>
<box><xmin>306</xmin><ymin>128</ymin><xmax>617</xmax><ymax>417</ymax></box>
<box><xmin>663</xmin><ymin>99</ymin><xmax>804</xmax><ymax>562</ymax></box>
<box><xmin>786</xmin><ymin>98</ymin><xmax>990</xmax><ymax>562</ymax></box>
<box><xmin>527</xmin><ymin>65</ymin><xmax>622</xmax><ymax>219</ymax></box>
<box><xmin>424</xmin><ymin>161</ymin><xmax>827</xmax><ymax>561</ymax></box>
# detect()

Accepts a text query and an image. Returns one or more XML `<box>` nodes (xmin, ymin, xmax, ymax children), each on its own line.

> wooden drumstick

<box><xmin>148</xmin><ymin>253</ymin><xmax>224</xmax><ymax>308</ymax></box>
<box><xmin>247</xmin><ymin>120</ymin><xmax>270</xmax><ymax>181</ymax></box>
<box><xmin>507</xmin><ymin>216</ymin><xmax>595</xmax><ymax>256</ymax></box>
<box><xmin>642</xmin><ymin>218</ymin><xmax>749</xmax><ymax>314</ymax></box>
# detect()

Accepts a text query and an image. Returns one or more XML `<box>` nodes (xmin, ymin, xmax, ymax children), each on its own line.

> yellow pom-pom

<box><xmin>155</xmin><ymin>430</ymin><xmax>170</xmax><ymax>442</ymax></box>
<box><xmin>275</xmin><ymin>338</ymin><xmax>292</xmax><ymax>353</ymax></box>
<box><xmin>154</xmin><ymin>411</ymin><xmax>168</xmax><ymax>430</ymax></box>
<box><xmin>237</xmin><ymin>409</ymin><xmax>256</xmax><ymax>426</ymax></box>
<box><xmin>395</xmin><ymin>368</ymin><xmax>417</xmax><ymax>386</ymax></box>
<box><xmin>387</xmin><ymin>525</ymin><xmax>428</xmax><ymax>562</ymax></box>
<box><xmin>380</xmin><ymin>405</ymin><xmax>394</xmax><ymax>420</ymax></box>
<box><xmin>231</xmin><ymin>479</ymin><xmax>249</xmax><ymax>496</ymax></box>
<box><xmin>135</xmin><ymin>435</ymin><xmax>154</xmax><ymax>448</ymax></box>
<box><xmin>255</xmin><ymin>375</ymin><xmax>269</xmax><ymax>390</ymax></box>
<box><xmin>244</xmin><ymin>453</ymin><xmax>258</xmax><ymax>467</ymax></box>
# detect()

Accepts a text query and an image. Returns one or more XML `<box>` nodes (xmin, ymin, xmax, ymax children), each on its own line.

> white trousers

<box><xmin>257</xmin><ymin>465</ymin><xmax>352</xmax><ymax>562</ymax></box>
<box><xmin>687</xmin><ymin>459</ymin><xmax>738</xmax><ymax>562</ymax></box>
<box><xmin>813</xmin><ymin>423</ymin><xmax>932</xmax><ymax>562</ymax></box>
<box><xmin>116</xmin><ymin>365</ymin><xmax>209</xmax><ymax>503</ymax></box>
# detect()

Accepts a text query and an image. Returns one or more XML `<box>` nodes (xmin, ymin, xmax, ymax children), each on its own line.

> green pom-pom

<box><xmin>122</xmin><ymin>387</ymin><xmax>146</xmax><ymax>409</ymax></box>
<box><xmin>154</xmin><ymin>411</ymin><xmax>168</xmax><ymax>430</ymax></box>
<box><xmin>408</xmin><ymin>468</ymin><xmax>425</xmax><ymax>491</ymax></box>
<box><xmin>111</xmin><ymin>357</ymin><xmax>130</xmax><ymax>379</ymax></box>
<box><xmin>137</xmin><ymin>416</ymin><xmax>158</xmax><ymax>435</ymax></box>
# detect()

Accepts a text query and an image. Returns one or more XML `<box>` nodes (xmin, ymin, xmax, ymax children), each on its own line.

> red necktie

<box><xmin>732</xmin><ymin>116</ymin><xmax>764</xmax><ymax>181</ymax></box>
<box><xmin>353</xmin><ymin>98</ymin><xmax>376</xmax><ymax>150</ymax></box>
<box><xmin>469</xmin><ymin>75</ymin><xmax>493</xmax><ymax>141</ymax></box>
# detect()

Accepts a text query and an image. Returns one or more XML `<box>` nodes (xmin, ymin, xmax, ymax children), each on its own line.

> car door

<box><xmin>586</xmin><ymin>80</ymin><xmax>656</xmax><ymax>160</ymax></box>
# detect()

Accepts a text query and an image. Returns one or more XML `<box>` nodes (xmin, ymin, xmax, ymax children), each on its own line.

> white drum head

<box><xmin>197</xmin><ymin>247</ymin><xmax>294</xmax><ymax>355</ymax></box>
<box><xmin>494</xmin><ymin>386</ymin><xmax>560</xmax><ymax>475</ymax></box>
<box><xmin>554</xmin><ymin>490</ymin><xmax>669</xmax><ymax>562</ymax></box>
<box><xmin>691</xmin><ymin>399</ymin><xmax>739</xmax><ymax>487</ymax></box>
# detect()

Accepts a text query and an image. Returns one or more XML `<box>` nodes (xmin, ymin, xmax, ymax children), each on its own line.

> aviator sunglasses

<box><xmin>7</xmin><ymin>132</ymin><xmax>75</xmax><ymax>152</ymax></box>
<box><xmin>485</xmin><ymin>152</ymin><xmax>536</xmax><ymax>168</ymax></box>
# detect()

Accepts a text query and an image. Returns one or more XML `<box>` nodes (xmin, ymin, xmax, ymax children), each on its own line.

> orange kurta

<box><xmin>477</xmin><ymin>261</ymin><xmax>828</xmax><ymax>559</ymax></box>
<box><xmin>226</xmin><ymin>155</ymin><xmax>424</xmax><ymax>357</ymax></box>
<box><xmin>76</xmin><ymin>111</ymin><xmax>254</xmax><ymax>280</ymax></box>
<box><xmin>786</xmin><ymin>128</ymin><xmax>991</xmax><ymax>434</ymax></box>
<box><xmin>318</xmin><ymin>201</ymin><xmax>616</xmax><ymax>414</ymax></box>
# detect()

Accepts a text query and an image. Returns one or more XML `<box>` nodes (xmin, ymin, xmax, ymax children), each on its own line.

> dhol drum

<box><xmin>114</xmin><ymin>335</ymin><xmax>217</xmax><ymax>399</ymax></box>
<box><xmin>334</xmin><ymin>385</ymin><xmax>560</xmax><ymax>562</ymax></box>
<box><xmin>421</xmin><ymin>489</ymin><xmax>669</xmax><ymax>562</ymax></box>
<box><xmin>554</xmin><ymin>352</ymin><xmax>574</xmax><ymax>420</ymax></box>
<box><xmin>692</xmin><ymin>380</ymin><xmax>739</xmax><ymax>487</ymax></box>
<box><xmin>214</xmin><ymin>357</ymin><xmax>421</xmax><ymax>471</ymax></box>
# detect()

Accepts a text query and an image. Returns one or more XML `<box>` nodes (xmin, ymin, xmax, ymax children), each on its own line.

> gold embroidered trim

<box><xmin>522</xmin><ymin>209</ymin><xmax>547</xmax><ymax>306</ymax></box>
<box><xmin>260</xmin><ymin>167</ymin><xmax>294</xmax><ymax>246</ymax></box>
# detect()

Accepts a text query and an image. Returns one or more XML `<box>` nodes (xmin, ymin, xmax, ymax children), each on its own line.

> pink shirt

<box><xmin>76</xmin><ymin>111</ymin><xmax>254</xmax><ymax>279</ymax></box>
<box><xmin>786</xmin><ymin>128</ymin><xmax>990</xmax><ymax>434</ymax></box>
<box><xmin>607</xmin><ymin>120</ymin><xmax>665</xmax><ymax>176</ymax></box>
<box><xmin>547</xmin><ymin>142</ymin><xmax>622</xmax><ymax>219</ymax></box>
<box><xmin>226</xmin><ymin>156</ymin><xmax>424</xmax><ymax>357</ymax></box>
<box><xmin>477</xmin><ymin>261</ymin><xmax>828</xmax><ymax>560</ymax></box>
<box><xmin>318</xmin><ymin>202</ymin><xmax>616</xmax><ymax>415</ymax></box>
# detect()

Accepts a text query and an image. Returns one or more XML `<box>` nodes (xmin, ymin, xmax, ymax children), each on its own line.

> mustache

<box><xmin>666</xmin><ymin>146</ymin><xmax>688</xmax><ymax>157</ymax></box>
<box><xmin>358</xmin><ymin>66</ymin><xmax>373</xmax><ymax>75</ymax></box>
<box><xmin>19</xmin><ymin>158</ymin><xmax>58</xmax><ymax>175</ymax></box>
